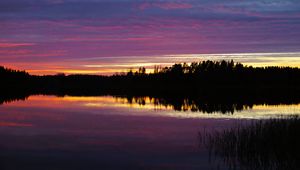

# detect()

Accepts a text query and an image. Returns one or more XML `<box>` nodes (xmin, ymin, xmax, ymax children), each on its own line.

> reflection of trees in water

<box><xmin>199</xmin><ymin>116</ymin><xmax>300</xmax><ymax>170</ymax></box>
<box><xmin>121</xmin><ymin>96</ymin><xmax>254</xmax><ymax>114</ymax></box>
<box><xmin>0</xmin><ymin>94</ymin><xmax>29</xmax><ymax>105</ymax></box>
<box><xmin>2</xmin><ymin>93</ymin><xmax>300</xmax><ymax>114</ymax></box>
<box><xmin>118</xmin><ymin>95</ymin><xmax>300</xmax><ymax>114</ymax></box>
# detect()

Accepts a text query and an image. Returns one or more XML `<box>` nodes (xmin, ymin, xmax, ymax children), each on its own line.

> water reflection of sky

<box><xmin>0</xmin><ymin>95</ymin><xmax>232</xmax><ymax>169</ymax></box>
<box><xmin>4</xmin><ymin>95</ymin><xmax>299</xmax><ymax>119</ymax></box>
<box><xmin>0</xmin><ymin>95</ymin><xmax>299</xmax><ymax>169</ymax></box>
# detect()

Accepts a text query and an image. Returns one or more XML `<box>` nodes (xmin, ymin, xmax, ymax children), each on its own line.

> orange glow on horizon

<box><xmin>2</xmin><ymin>52</ymin><xmax>300</xmax><ymax>75</ymax></box>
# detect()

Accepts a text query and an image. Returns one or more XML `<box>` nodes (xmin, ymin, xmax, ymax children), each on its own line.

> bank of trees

<box><xmin>1</xmin><ymin>60</ymin><xmax>300</xmax><ymax>96</ymax></box>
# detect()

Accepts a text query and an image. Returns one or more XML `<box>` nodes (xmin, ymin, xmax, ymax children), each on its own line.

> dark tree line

<box><xmin>0</xmin><ymin>66</ymin><xmax>32</xmax><ymax>104</ymax></box>
<box><xmin>0</xmin><ymin>66</ymin><xmax>30</xmax><ymax>90</ymax></box>
<box><xmin>1</xmin><ymin>60</ymin><xmax>300</xmax><ymax>106</ymax></box>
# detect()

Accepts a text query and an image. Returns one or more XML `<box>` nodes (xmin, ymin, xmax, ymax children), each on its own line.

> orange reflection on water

<box><xmin>3</xmin><ymin>95</ymin><xmax>300</xmax><ymax>119</ymax></box>
<box><xmin>5</xmin><ymin>95</ymin><xmax>173</xmax><ymax>111</ymax></box>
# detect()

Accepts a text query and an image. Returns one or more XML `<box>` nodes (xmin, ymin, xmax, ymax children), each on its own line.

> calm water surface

<box><xmin>0</xmin><ymin>95</ymin><xmax>299</xmax><ymax>170</ymax></box>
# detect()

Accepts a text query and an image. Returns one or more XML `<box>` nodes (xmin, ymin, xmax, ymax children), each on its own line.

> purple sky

<box><xmin>1</xmin><ymin>0</ymin><xmax>300</xmax><ymax>74</ymax></box>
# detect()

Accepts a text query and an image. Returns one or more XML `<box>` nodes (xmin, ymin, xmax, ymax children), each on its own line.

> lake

<box><xmin>0</xmin><ymin>95</ymin><xmax>299</xmax><ymax>169</ymax></box>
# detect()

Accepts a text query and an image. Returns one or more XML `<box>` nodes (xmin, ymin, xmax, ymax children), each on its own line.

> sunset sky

<box><xmin>1</xmin><ymin>0</ymin><xmax>300</xmax><ymax>75</ymax></box>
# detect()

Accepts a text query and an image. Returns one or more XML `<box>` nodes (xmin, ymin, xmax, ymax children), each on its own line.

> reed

<box><xmin>200</xmin><ymin>116</ymin><xmax>300</xmax><ymax>170</ymax></box>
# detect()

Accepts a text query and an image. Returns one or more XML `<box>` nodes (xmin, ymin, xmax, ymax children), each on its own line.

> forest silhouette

<box><xmin>1</xmin><ymin>60</ymin><xmax>300</xmax><ymax>113</ymax></box>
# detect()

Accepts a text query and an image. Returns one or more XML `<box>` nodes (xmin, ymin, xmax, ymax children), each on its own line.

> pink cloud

<box><xmin>0</xmin><ymin>48</ymin><xmax>68</xmax><ymax>62</ymax></box>
<box><xmin>0</xmin><ymin>42</ymin><xmax>35</xmax><ymax>48</ymax></box>
<box><xmin>62</xmin><ymin>36</ymin><xmax>161</xmax><ymax>42</ymax></box>
<box><xmin>139</xmin><ymin>2</ymin><xmax>193</xmax><ymax>10</ymax></box>
<box><xmin>0</xmin><ymin>49</ymin><xmax>31</xmax><ymax>55</ymax></box>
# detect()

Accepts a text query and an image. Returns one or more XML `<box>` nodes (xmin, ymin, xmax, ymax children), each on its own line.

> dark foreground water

<box><xmin>0</xmin><ymin>95</ymin><xmax>299</xmax><ymax>170</ymax></box>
